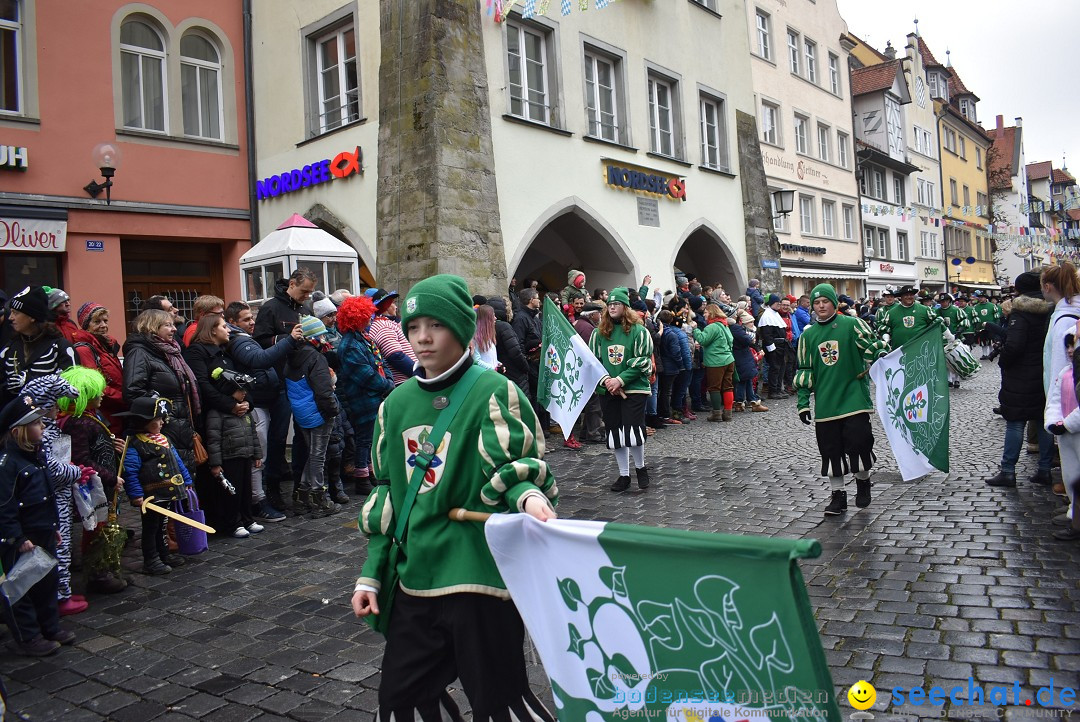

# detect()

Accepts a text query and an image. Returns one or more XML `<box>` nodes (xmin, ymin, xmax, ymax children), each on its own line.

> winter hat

<box><xmin>9</xmin><ymin>285</ymin><xmax>49</xmax><ymax>322</ymax></box>
<box><xmin>810</xmin><ymin>283</ymin><xmax>839</xmax><ymax>309</ymax></box>
<box><xmin>1015</xmin><ymin>270</ymin><xmax>1041</xmax><ymax>295</ymax></box>
<box><xmin>312</xmin><ymin>298</ymin><xmax>338</xmax><ymax>319</ymax></box>
<box><xmin>608</xmin><ymin>287</ymin><xmax>632</xmax><ymax>306</ymax></box>
<box><xmin>486</xmin><ymin>296</ymin><xmax>509</xmax><ymax>322</ymax></box>
<box><xmin>77</xmin><ymin>302</ymin><xmax>107</xmax><ymax>330</ymax></box>
<box><xmin>471</xmin><ymin>294</ymin><xmax>488</xmax><ymax>307</ymax></box>
<box><xmin>299</xmin><ymin>314</ymin><xmax>328</xmax><ymax>339</ymax></box>
<box><xmin>688</xmin><ymin>296</ymin><xmax>705</xmax><ymax>312</ymax></box>
<box><xmin>21</xmin><ymin>374</ymin><xmax>80</xmax><ymax>411</ymax></box>
<box><xmin>0</xmin><ymin>394</ymin><xmax>46</xmax><ymax>436</ymax></box>
<box><xmin>370</xmin><ymin>288</ymin><xmax>399</xmax><ymax>310</ymax></box>
<box><xmin>766</xmin><ymin>293</ymin><xmax>782</xmax><ymax>306</ymax></box>
<box><xmin>45</xmin><ymin>287</ymin><xmax>69</xmax><ymax>310</ymax></box>
<box><xmin>337</xmin><ymin>295</ymin><xmax>378</xmax><ymax>335</ymax></box>
<box><xmin>400</xmin><ymin>274</ymin><xmax>477</xmax><ymax>349</ymax></box>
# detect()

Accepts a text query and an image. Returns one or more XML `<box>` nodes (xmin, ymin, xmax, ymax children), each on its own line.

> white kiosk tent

<box><xmin>240</xmin><ymin>214</ymin><xmax>361</xmax><ymax>307</ymax></box>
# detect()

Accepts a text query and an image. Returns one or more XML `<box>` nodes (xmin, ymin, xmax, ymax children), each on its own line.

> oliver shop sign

<box><xmin>0</xmin><ymin>217</ymin><xmax>66</xmax><ymax>252</ymax></box>
<box><xmin>604</xmin><ymin>162</ymin><xmax>686</xmax><ymax>201</ymax></box>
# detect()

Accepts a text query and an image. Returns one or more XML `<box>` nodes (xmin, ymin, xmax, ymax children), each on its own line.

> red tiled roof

<box><xmin>1052</xmin><ymin>168</ymin><xmax>1076</xmax><ymax>184</ymax></box>
<box><xmin>851</xmin><ymin>60</ymin><xmax>902</xmax><ymax>96</ymax></box>
<box><xmin>946</xmin><ymin>67</ymin><xmax>979</xmax><ymax>102</ymax></box>
<box><xmin>1028</xmin><ymin>161</ymin><xmax>1053</xmax><ymax>180</ymax></box>
<box><xmin>917</xmin><ymin>37</ymin><xmax>945</xmax><ymax>69</ymax></box>
<box><xmin>989</xmin><ymin>126</ymin><xmax>1018</xmax><ymax>184</ymax></box>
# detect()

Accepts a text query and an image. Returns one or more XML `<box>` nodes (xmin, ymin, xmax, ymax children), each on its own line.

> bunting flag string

<box><xmin>498</xmin><ymin>0</ymin><xmax>621</xmax><ymax>20</ymax></box>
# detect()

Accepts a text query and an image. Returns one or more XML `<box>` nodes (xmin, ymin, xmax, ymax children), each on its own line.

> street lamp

<box><xmin>771</xmin><ymin>188</ymin><xmax>795</xmax><ymax>222</ymax></box>
<box><xmin>84</xmin><ymin>142</ymin><xmax>122</xmax><ymax>205</ymax></box>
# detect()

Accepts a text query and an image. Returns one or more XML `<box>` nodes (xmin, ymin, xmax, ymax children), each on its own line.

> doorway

<box><xmin>121</xmin><ymin>241</ymin><xmax>223</xmax><ymax>330</ymax></box>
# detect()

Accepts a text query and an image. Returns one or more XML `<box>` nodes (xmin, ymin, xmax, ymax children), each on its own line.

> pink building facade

<box><xmin>0</xmin><ymin>0</ymin><xmax>251</xmax><ymax>343</ymax></box>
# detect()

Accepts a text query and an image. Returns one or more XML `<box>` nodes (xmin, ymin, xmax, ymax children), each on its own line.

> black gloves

<box><xmin>1049</xmin><ymin>423</ymin><xmax>1067</xmax><ymax>436</ymax></box>
<box><xmin>799</xmin><ymin>410</ymin><xmax>812</xmax><ymax>426</ymax></box>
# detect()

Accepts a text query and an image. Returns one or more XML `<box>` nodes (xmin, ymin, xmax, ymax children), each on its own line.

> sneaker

<box><xmin>254</xmin><ymin>499</ymin><xmax>286</xmax><ymax>523</ymax></box>
<box><xmin>635</xmin><ymin>467</ymin><xmax>650</xmax><ymax>490</ymax></box>
<box><xmin>266</xmin><ymin>491</ymin><xmax>291</xmax><ymax>513</ymax></box>
<box><xmin>232</xmin><ymin>527</ymin><xmax>251</xmax><ymax>539</ymax></box>
<box><xmin>246</xmin><ymin>522</ymin><xmax>264</xmax><ymax>534</ymax></box>
<box><xmin>161</xmin><ymin>554</ymin><xmax>186</xmax><ymax>567</ymax></box>
<box><xmin>16</xmin><ymin>636</ymin><xmax>60</xmax><ymax>657</ymax></box>
<box><xmin>45</xmin><ymin>628</ymin><xmax>76</xmax><ymax>646</ymax></box>
<box><xmin>58</xmin><ymin>597</ymin><xmax>88</xmax><ymax>616</ymax></box>
<box><xmin>823</xmin><ymin>490</ymin><xmax>848</xmax><ymax>516</ymax></box>
<box><xmin>1052</xmin><ymin>512</ymin><xmax>1071</xmax><ymax>526</ymax></box>
<box><xmin>610</xmin><ymin>475</ymin><xmax>631</xmax><ymax>492</ymax></box>
<box><xmin>331</xmin><ymin>489</ymin><xmax>351</xmax><ymax>504</ymax></box>
<box><xmin>142</xmin><ymin>559</ymin><xmax>172</xmax><ymax>575</ymax></box>
<box><xmin>855</xmin><ymin>479</ymin><xmax>871</xmax><ymax>508</ymax></box>
<box><xmin>563</xmin><ymin>436</ymin><xmax>583</xmax><ymax>450</ymax></box>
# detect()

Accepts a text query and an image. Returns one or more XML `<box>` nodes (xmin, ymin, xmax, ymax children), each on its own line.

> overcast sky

<box><xmin>835</xmin><ymin>0</ymin><xmax>1079</xmax><ymax>175</ymax></box>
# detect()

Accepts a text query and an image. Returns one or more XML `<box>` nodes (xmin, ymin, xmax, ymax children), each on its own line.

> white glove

<box><xmin>765</xmin><ymin>344</ymin><xmax>776</xmax><ymax>353</ymax></box>
<box><xmin>882</xmin><ymin>334</ymin><xmax>891</xmax><ymax>345</ymax></box>
<box><xmin>942</xmin><ymin>327</ymin><xmax>956</xmax><ymax>344</ymax></box>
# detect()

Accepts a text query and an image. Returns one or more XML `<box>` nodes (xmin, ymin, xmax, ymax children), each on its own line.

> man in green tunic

<box><xmin>971</xmin><ymin>291</ymin><xmax>1003</xmax><ymax>358</ymax></box>
<box><xmin>936</xmin><ymin>293</ymin><xmax>969</xmax><ymax>389</ymax></box>
<box><xmin>877</xmin><ymin>285</ymin><xmax>944</xmax><ymax>350</ymax></box>
<box><xmin>795</xmin><ymin>284</ymin><xmax>889</xmax><ymax>516</ymax></box>
<box><xmin>874</xmin><ymin>285</ymin><xmax>897</xmax><ymax>327</ymax></box>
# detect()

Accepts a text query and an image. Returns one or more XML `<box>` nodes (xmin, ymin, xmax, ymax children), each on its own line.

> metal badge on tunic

<box><xmin>432</xmin><ymin>396</ymin><xmax>449</xmax><ymax>410</ymax></box>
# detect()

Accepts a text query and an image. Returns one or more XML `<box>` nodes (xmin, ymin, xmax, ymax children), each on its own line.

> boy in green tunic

<box><xmin>877</xmin><ymin>285</ymin><xmax>946</xmax><ymax>350</ymax></box>
<box><xmin>351</xmin><ymin>275</ymin><xmax>557</xmax><ymax>722</ymax></box>
<box><xmin>794</xmin><ymin>283</ymin><xmax>889</xmax><ymax>516</ymax></box>
<box><xmin>936</xmin><ymin>293</ymin><xmax>968</xmax><ymax>388</ymax></box>
<box><xmin>589</xmin><ymin>287</ymin><xmax>654</xmax><ymax>491</ymax></box>
<box><xmin>956</xmin><ymin>295</ymin><xmax>977</xmax><ymax>346</ymax></box>
<box><xmin>972</xmin><ymin>292</ymin><xmax>1003</xmax><ymax>358</ymax></box>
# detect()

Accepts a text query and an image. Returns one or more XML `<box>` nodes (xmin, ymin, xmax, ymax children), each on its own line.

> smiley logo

<box><xmin>848</xmin><ymin>680</ymin><xmax>877</xmax><ymax>710</ymax></box>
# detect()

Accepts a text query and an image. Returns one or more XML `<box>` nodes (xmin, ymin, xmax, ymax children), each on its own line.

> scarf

<box><xmin>148</xmin><ymin>334</ymin><xmax>201</xmax><ymax>416</ymax></box>
<box><xmin>1062</xmin><ymin>366</ymin><xmax>1078</xmax><ymax>420</ymax></box>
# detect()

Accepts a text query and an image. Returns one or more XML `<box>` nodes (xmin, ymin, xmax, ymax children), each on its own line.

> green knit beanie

<box><xmin>400</xmin><ymin>274</ymin><xmax>476</xmax><ymax>349</ymax></box>
<box><xmin>608</xmin><ymin>287</ymin><xmax>631</xmax><ymax>306</ymax></box>
<box><xmin>810</xmin><ymin>283</ymin><xmax>838</xmax><ymax>309</ymax></box>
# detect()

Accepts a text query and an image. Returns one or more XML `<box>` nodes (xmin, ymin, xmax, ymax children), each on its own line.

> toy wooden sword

<box><xmin>140</xmin><ymin>496</ymin><xmax>216</xmax><ymax>534</ymax></box>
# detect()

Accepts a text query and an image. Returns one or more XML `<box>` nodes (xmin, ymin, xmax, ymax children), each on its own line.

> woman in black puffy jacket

<box><xmin>122</xmin><ymin>310</ymin><xmax>201</xmax><ymax>475</ymax></box>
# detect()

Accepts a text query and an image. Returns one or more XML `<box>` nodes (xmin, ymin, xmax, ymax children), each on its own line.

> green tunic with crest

<box><xmin>794</xmin><ymin>314</ymin><xmax>888</xmax><ymax>421</ymax></box>
<box><xmin>588</xmin><ymin>322</ymin><xmax>653</xmax><ymax>394</ymax></box>
<box><xmin>877</xmin><ymin>301</ymin><xmax>940</xmax><ymax>350</ymax></box>
<box><xmin>936</xmin><ymin>304</ymin><xmax>968</xmax><ymax>334</ymax></box>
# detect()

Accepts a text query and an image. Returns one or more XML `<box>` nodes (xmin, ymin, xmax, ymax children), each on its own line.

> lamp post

<box><xmin>771</xmin><ymin>188</ymin><xmax>795</xmax><ymax>226</ymax></box>
<box><xmin>83</xmin><ymin>142</ymin><xmax>122</xmax><ymax>205</ymax></box>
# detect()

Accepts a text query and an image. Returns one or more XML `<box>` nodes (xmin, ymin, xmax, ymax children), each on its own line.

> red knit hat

<box><xmin>77</xmin><ymin>302</ymin><xmax>107</xmax><ymax>330</ymax></box>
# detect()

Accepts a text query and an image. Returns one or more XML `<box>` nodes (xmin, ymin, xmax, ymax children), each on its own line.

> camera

<box><xmin>210</xmin><ymin>367</ymin><xmax>256</xmax><ymax>393</ymax></box>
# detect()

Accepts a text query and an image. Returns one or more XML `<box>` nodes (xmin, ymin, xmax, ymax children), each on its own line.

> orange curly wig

<box><xmin>336</xmin><ymin>295</ymin><xmax>378</xmax><ymax>334</ymax></box>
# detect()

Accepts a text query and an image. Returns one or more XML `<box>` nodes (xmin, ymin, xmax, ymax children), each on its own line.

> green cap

<box><xmin>608</xmin><ymin>287</ymin><xmax>631</xmax><ymax>306</ymax></box>
<box><xmin>810</xmin><ymin>283</ymin><xmax>838</xmax><ymax>309</ymax></box>
<box><xmin>400</xmin><ymin>274</ymin><xmax>477</xmax><ymax>349</ymax></box>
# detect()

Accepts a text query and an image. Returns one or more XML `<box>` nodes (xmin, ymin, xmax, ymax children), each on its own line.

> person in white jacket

<box><xmin>1040</xmin><ymin>262</ymin><xmax>1080</xmax><ymax>394</ymax></box>
<box><xmin>1045</xmin><ymin>320</ymin><xmax>1080</xmax><ymax>542</ymax></box>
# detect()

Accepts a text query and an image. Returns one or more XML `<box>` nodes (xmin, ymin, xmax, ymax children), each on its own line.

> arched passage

<box><xmin>671</xmin><ymin>220</ymin><xmax>744</xmax><ymax>296</ymax></box>
<box><xmin>306</xmin><ymin>203</ymin><xmax>376</xmax><ymax>287</ymax></box>
<box><xmin>509</xmin><ymin>197</ymin><xmax>636</xmax><ymax>295</ymax></box>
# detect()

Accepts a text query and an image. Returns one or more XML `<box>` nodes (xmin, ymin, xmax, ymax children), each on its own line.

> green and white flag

<box><xmin>869</xmin><ymin>325</ymin><xmax>950</xmax><ymax>480</ymax></box>
<box><xmin>486</xmin><ymin>515</ymin><xmax>841</xmax><ymax>722</ymax></box>
<box><xmin>538</xmin><ymin>296</ymin><xmax>607</xmax><ymax>440</ymax></box>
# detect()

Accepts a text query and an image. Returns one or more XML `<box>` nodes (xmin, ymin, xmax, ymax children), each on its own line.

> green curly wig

<box><xmin>58</xmin><ymin>366</ymin><xmax>107</xmax><ymax>417</ymax></box>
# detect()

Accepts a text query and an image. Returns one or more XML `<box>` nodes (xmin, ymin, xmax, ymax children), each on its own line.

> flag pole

<box><xmin>448</xmin><ymin>508</ymin><xmax>493</xmax><ymax>523</ymax></box>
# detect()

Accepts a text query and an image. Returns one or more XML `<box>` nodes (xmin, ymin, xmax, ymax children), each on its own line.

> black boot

<box><xmin>855</xmin><ymin>479</ymin><xmax>871</xmax><ymax>508</ymax></box>
<box><xmin>823</xmin><ymin>490</ymin><xmax>847</xmax><ymax>516</ymax></box>
<box><xmin>353</xmin><ymin>473</ymin><xmax>373</xmax><ymax>496</ymax></box>
<box><xmin>1028</xmin><ymin>469</ymin><xmax>1053</xmax><ymax>486</ymax></box>
<box><xmin>292</xmin><ymin>486</ymin><xmax>312</xmax><ymax>513</ymax></box>
<box><xmin>635</xmin><ymin>467</ymin><xmax>650</xmax><ymax>490</ymax></box>
<box><xmin>986</xmin><ymin>470</ymin><xmax>1017</xmax><ymax>487</ymax></box>
<box><xmin>611</xmin><ymin>475</ymin><xmax>631</xmax><ymax>492</ymax></box>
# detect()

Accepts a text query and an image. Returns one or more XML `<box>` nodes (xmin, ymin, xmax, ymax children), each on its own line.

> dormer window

<box><xmin>927</xmin><ymin>72</ymin><xmax>948</xmax><ymax>101</ymax></box>
<box><xmin>959</xmin><ymin>97</ymin><xmax>976</xmax><ymax>122</ymax></box>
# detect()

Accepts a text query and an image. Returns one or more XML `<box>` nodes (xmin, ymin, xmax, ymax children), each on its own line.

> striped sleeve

<box><xmin>357</xmin><ymin>474</ymin><xmax>394</xmax><ymax>591</ymax></box>
<box><xmin>618</xmin><ymin>325</ymin><xmax>653</xmax><ymax>387</ymax></box>
<box><xmin>369</xmin><ymin>401</ymin><xmax>389</xmax><ymax>483</ymax></box>
<box><xmin>369</xmin><ymin>318</ymin><xmax>418</xmax><ymax>363</ymax></box>
<box><xmin>478</xmin><ymin>378</ymin><xmax>558</xmax><ymax>511</ymax></box>
<box><xmin>855</xmin><ymin>317</ymin><xmax>889</xmax><ymax>364</ymax></box>
<box><xmin>793</xmin><ymin>334</ymin><xmax>814</xmax><ymax>412</ymax></box>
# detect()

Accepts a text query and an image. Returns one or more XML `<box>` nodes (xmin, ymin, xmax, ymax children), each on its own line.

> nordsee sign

<box><xmin>256</xmin><ymin>147</ymin><xmax>362</xmax><ymax>201</ymax></box>
<box><xmin>605</xmin><ymin>163</ymin><xmax>686</xmax><ymax>201</ymax></box>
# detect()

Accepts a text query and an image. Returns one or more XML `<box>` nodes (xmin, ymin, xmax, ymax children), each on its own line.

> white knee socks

<box><xmin>615</xmin><ymin>447</ymin><xmax>630</xmax><ymax>476</ymax></box>
<box><xmin>829</xmin><ymin>476</ymin><xmax>845</xmax><ymax>492</ymax></box>
<box><xmin>630</xmin><ymin>445</ymin><xmax>645</xmax><ymax>470</ymax></box>
<box><xmin>854</xmin><ymin>469</ymin><xmax>870</xmax><ymax>481</ymax></box>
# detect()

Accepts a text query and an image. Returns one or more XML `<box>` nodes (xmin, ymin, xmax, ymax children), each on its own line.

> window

<box><xmin>691</xmin><ymin>0</ymin><xmax>718</xmax><ymax>9</ymax></box>
<box><xmin>878</xmin><ymin>228</ymin><xmax>889</xmax><ymax>258</ymax></box>
<box><xmin>804</xmin><ymin>39</ymin><xmax>817</xmax><ymax>84</ymax></box>
<box><xmin>699</xmin><ymin>94</ymin><xmax>727</xmax><ymax>170</ymax></box>
<box><xmin>862</xmin><ymin>165</ymin><xmax>885</xmax><ymax>200</ymax></box>
<box><xmin>963</xmin><ymin>185</ymin><xmax>970</xmax><ymax>207</ymax></box>
<box><xmin>928</xmin><ymin>71</ymin><xmax>948</xmax><ymax>101</ymax></box>
<box><xmin>755</xmin><ymin>10</ymin><xmax>771</xmax><ymax>60</ymax></box>
<box><xmin>120</xmin><ymin>19</ymin><xmax>167</xmax><ymax>131</ymax></box>
<box><xmin>958</xmin><ymin>136</ymin><xmax>966</xmax><ymax>159</ymax></box>
<box><xmin>793</xmin><ymin>113</ymin><xmax>808</xmax><ymax>154</ymax></box>
<box><xmin>943</xmin><ymin>126</ymin><xmax>957</xmax><ymax>153</ymax></box>
<box><xmin>897</xmin><ymin>231</ymin><xmax>908</xmax><ymax>262</ymax></box>
<box><xmin>817</xmin><ymin>124</ymin><xmax>830</xmax><ymax>161</ymax></box>
<box><xmin>761</xmin><ymin>101</ymin><xmax>779</xmax><ymax>145</ymax></box>
<box><xmin>913</xmin><ymin>126</ymin><xmax>935</xmax><ymax>158</ymax></box>
<box><xmin>837</xmin><ymin>131</ymin><xmax>848</xmax><ymax>167</ymax></box>
<box><xmin>960</xmin><ymin>97</ymin><xmax>977</xmax><ymax>122</ymax></box>
<box><xmin>787</xmin><ymin>30</ymin><xmax>800</xmax><ymax>75</ymax></box>
<box><xmin>864</xmin><ymin>227</ymin><xmax>875</xmax><ymax>256</ymax></box>
<box><xmin>799</xmin><ymin>195</ymin><xmax>814</xmax><ymax>234</ymax></box>
<box><xmin>179</xmin><ymin>34</ymin><xmax>223</xmax><ymax>139</ymax></box>
<box><xmin>584</xmin><ymin>50</ymin><xmax>620</xmax><ymax>142</ymax></box>
<box><xmin>920</xmin><ymin>231</ymin><xmax>938</xmax><ymax>259</ymax></box>
<box><xmin>893</xmin><ymin>175</ymin><xmax>905</xmax><ymax>205</ymax></box>
<box><xmin>828</xmin><ymin>53</ymin><xmax>840</xmax><ymax>95</ymax></box>
<box><xmin>771</xmin><ymin>188</ymin><xmax>788</xmax><ymax>232</ymax></box>
<box><xmin>313</xmin><ymin>25</ymin><xmax>360</xmax><ymax>133</ymax></box>
<box><xmin>843</xmin><ymin>205</ymin><xmax>854</xmax><ymax>239</ymax></box>
<box><xmin>917</xmin><ymin>178</ymin><xmax>936</xmax><ymax>207</ymax></box>
<box><xmin>822</xmin><ymin>200</ymin><xmax>835</xmax><ymax>237</ymax></box>
<box><xmin>1</xmin><ymin>1</ymin><xmax>20</xmax><ymax>113</ymax></box>
<box><xmin>950</xmin><ymin>178</ymin><xmax>959</xmax><ymax>206</ymax></box>
<box><xmin>648</xmin><ymin>73</ymin><xmax>680</xmax><ymax>157</ymax></box>
<box><xmin>507</xmin><ymin>20</ymin><xmax>552</xmax><ymax>124</ymax></box>
<box><xmin>976</xmin><ymin>191</ymin><xmax>988</xmax><ymax>214</ymax></box>
<box><xmin>976</xmin><ymin>147</ymin><xmax>983</xmax><ymax>169</ymax></box>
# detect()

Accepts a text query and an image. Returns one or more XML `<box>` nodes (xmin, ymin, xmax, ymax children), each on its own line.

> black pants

<box><xmin>573</xmin><ymin>394</ymin><xmax>604</xmax><ymax>441</ymax></box>
<box><xmin>783</xmin><ymin>343</ymin><xmax>797</xmax><ymax>387</ymax></box>
<box><xmin>378</xmin><ymin>591</ymin><xmax>554</xmax><ymax>722</ymax></box>
<box><xmin>1</xmin><ymin>530</ymin><xmax>60</xmax><ymax>643</ymax></box>
<box><xmin>222</xmin><ymin>458</ymin><xmax>254</xmax><ymax>528</ymax></box>
<box><xmin>141</xmin><ymin>508</ymin><xmax>168</xmax><ymax>564</ymax></box>
<box><xmin>766</xmin><ymin>347</ymin><xmax>786</xmax><ymax>391</ymax></box>
<box><xmin>657</xmin><ymin>373</ymin><xmax>677</xmax><ymax>418</ymax></box>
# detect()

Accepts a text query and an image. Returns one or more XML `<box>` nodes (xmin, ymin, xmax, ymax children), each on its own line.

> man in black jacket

<box><xmin>486</xmin><ymin>296</ymin><xmax>530</xmax><ymax>393</ymax></box>
<box><xmin>510</xmin><ymin>288</ymin><xmax>547</xmax><ymax>427</ymax></box>
<box><xmin>253</xmin><ymin>268</ymin><xmax>316</xmax><ymax>512</ymax></box>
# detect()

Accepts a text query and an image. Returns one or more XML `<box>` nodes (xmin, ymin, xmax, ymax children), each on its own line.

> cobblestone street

<box><xmin>2</xmin><ymin>360</ymin><xmax>1078</xmax><ymax>721</ymax></box>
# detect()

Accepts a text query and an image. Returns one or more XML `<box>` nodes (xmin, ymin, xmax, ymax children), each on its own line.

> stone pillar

<box><xmin>735</xmin><ymin>109</ymin><xmax>782</xmax><ymax>291</ymax></box>
<box><xmin>376</xmin><ymin>0</ymin><xmax>508</xmax><ymax>298</ymax></box>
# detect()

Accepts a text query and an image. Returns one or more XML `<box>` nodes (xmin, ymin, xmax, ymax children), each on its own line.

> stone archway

<box><xmin>671</xmin><ymin>220</ymin><xmax>745</xmax><ymax>296</ymax></box>
<box><xmin>305</xmin><ymin>203</ymin><xmax>376</xmax><ymax>286</ymax></box>
<box><xmin>509</xmin><ymin>197</ymin><xmax>636</xmax><ymax>295</ymax></box>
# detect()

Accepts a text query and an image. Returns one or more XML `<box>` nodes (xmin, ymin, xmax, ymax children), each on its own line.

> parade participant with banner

<box><xmin>795</xmin><ymin>284</ymin><xmax>888</xmax><ymax>516</ymax></box>
<box><xmin>876</xmin><ymin>285</ymin><xmax>947</xmax><ymax>351</ymax></box>
<box><xmin>537</xmin><ymin>297</ymin><xmax>607</xmax><ymax>445</ymax></box>
<box><xmin>351</xmin><ymin>274</ymin><xmax>558</xmax><ymax>722</ymax></box>
<box><xmin>588</xmin><ymin>288</ymin><xmax>654</xmax><ymax>492</ymax></box>
<box><xmin>936</xmin><ymin>293</ymin><xmax>970</xmax><ymax>389</ymax></box>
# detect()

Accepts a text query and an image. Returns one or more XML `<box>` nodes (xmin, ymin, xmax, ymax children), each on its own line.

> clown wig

<box><xmin>57</xmin><ymin>366</ymin><xmax>107</xmax><ymax>418</ymax></box>
<box><xmin>336</xmin><ymin>294</ymin><xmax>379</xmax><ymax>335</ymax></box>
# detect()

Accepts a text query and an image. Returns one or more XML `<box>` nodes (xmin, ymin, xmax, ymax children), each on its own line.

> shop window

<box><xmin>120</xmin><ymin>18</ymin><xmax>167</xmax><ymax>132</ymax></box>
<box><xmin>1</xmin><ymin>0</ymin><xmax>20</xmax><ymax>113</ymax></box>
<box><xmin>1</xmin><ymin>253</ymin><xmax>60</xmax><ymax>293</ymax></box>
<box><xmin>180</xmin><ymin>32</ymin><xmax>223</xmax><ymax>140</ymax></box>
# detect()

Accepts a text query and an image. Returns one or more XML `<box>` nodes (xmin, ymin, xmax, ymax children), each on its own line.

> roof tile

<box><xmin>850</xmin><ymin>60</ymin><xmax>902</xmax><ymax>96</ymax></box>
